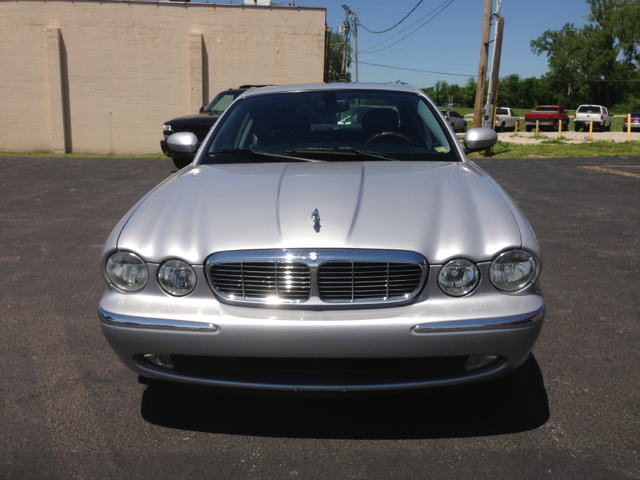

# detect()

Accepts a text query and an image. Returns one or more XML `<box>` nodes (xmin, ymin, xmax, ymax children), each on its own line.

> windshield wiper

<box><xmin>210</xmin><ymin>148</ymin><xmax>315</xmax><ymax>162</ymax></box>
<box><xmin>286</xmin><ymin>147</ymin><xmax>396</xmax><ymax>161</ymax></box>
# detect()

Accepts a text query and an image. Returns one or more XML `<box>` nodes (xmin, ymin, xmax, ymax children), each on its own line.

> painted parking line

<box><xmin>578</xmin><ymin>165</ymin><xmax>640</xmax><ymax>180</ymax></box>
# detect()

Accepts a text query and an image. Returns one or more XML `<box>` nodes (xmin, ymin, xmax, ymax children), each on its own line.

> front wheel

<box><xmin>172</xmin><ymin>156</ymin><xmax>193</xmax><ymax>169</ymax></box>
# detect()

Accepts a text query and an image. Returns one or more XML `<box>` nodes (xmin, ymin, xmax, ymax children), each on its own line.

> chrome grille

<box><xmin>318</xmin><ymin>262</ymin><xmax>424</xmax><ymax>302</ymax></box>
<box><xmin>209</xmin><ymin>261</ymin><xmax>311</xmax><ymax>302</ymax></box>
<box><xmin>206</xmin><ymin>249</ymin><xmax>427</xmax><ymax>306</ymax></box>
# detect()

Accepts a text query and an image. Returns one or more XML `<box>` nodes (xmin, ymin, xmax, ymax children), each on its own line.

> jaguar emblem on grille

<box><xmin>309</xmin><ymin>252</ymin><xmax>318</xmax><ymax>261</ymax></box>
<box><xmin>311</xmin><ymin>208</ymin><xmax>321</xmax><ymax>233</ymax></box>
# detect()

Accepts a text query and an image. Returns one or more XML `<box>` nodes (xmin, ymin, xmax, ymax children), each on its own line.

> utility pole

<box><xmin>340</xmin><ymin>5</ymin><xmax>350</xmax><ymax>82</ymax></box>
<box><xmin>485</xmin><ymin>17</ymin><xmax>504</xmax><ymax>127</ymax></box>
<box><xmin>473</xmin><ymin>0</ymin><xmax>492</xmax><ymax>128</ymax></box>
<box><xmin>353</xmin><ymin>11</ymin><xmax>358</xmax><ymax>82</ymax></box>
<box><xmin>484</xmin><ymin>0</ymin><xmax>503</xmax><ymax>128</ymax></box>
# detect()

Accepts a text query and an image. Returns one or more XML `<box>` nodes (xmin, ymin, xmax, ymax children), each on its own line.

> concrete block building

<box><xmin>0</xmin><ymin>0</ymin><xmax>327</xmax><ymax>154</ymax></box>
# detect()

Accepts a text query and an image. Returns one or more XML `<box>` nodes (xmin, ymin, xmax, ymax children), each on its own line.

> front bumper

<box><xmin>98</xmin><ymin>287</ymin><xmax>545</xmax><ymax>391</ymax></box>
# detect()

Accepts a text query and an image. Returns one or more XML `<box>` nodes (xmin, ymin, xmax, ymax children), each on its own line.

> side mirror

<box><xmin>199</xmin><ymin>106</ymin><xmax>206</xmax><ymax>113</ymax></box>
<box><xmin>167</xmin><ymin>132</ymin><xmax>199</xmax><ymax>153</ymax></box>
<box><xmin>463</xmin><ymin>127</ymin><xmax>498</xmax><ymax>154</ymax></box>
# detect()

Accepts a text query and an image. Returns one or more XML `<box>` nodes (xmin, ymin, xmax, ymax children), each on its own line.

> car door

<box><xmin>510</xmin><ymin>109</ymin><xmax>519</xmax><ymax>128</ymax></box>
<box><xmin>452</xmin><ymin>111</ymin><xmax>463</xmax><ymax>130</ymax></box>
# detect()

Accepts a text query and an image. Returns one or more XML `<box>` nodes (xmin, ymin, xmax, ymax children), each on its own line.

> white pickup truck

<box><xmin>494</xmin><ymin>107</ymin><xmax>519</xmax><ymax>132</ymax></box>
<box><xmin>574</xmin><ymin>105</ymin><xmax>612</xmax><ymax>131</ymax></box>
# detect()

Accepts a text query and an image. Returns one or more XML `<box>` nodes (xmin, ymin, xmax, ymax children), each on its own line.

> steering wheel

<box><xmin>365</xmin><ymin>131</ymin><xmax>413</xmax><ymax>145</ymax></box>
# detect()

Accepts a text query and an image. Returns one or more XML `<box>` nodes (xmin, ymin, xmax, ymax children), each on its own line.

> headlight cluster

<box><xmin>163</xmin><ymin>124</ymin><xmax>173</xmax><ymax>134</ymax></box>
<box><xmin>105</xmin><ymin>252</ymin><xmax>196</xmax><ymax>296</ymax></box>
<box><xmin>438</xmin><ymin>250</ymin><xmax>537</xmax><ymax>296</ymax></box>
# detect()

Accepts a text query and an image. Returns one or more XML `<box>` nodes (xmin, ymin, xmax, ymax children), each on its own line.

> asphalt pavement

<box><xmin>1</xmin><ymin>156</ymin><xmax>638</xmax><ymax>479</ymax></box>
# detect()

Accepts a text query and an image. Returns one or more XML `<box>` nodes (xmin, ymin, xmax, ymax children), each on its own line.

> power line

<box><xmin>357</xmin><ymin>0</ymin><xmax>424</xmax><ymax>34</ymax></box>
<box><xmin>361</xmin><ymin>0</ymin><xmax>456</xmax><ymax>54</ymax></box>
<box><xmin>360</xmin><ymin>0</ymin><xmax>451</xmax><ymax>52</ymax></box>
<box><xmin>360</xmin><ymin>61</ymin><xmax>640</xmax><ymax>82</ymax></box>
<box><xmin>361</xmin><ymin>52</ymin><xmax>549</xmax><ymax>71</ymax></box>
<box><xmin>359</xmin><ymin>61</ymin><xmax>475</xmax><ymax>77</ymax></box>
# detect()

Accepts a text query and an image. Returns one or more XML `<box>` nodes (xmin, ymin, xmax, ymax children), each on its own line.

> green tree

<box><xmin>328</xmin><ymin>32</ymin><xmax>352</xmax><ymax>83</ymax></box>
<box><xmin>531</xmin><ymin>0</ymin><xmax>640</xmax><ymax>108</ymax></box>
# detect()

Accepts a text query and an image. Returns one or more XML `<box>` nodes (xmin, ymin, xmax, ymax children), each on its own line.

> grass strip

<box><xmin>0</xmin><ymin>152</ymin><xmax>166</xmax><ymax>159</ymax></box>
<box><xmin>467</xmin><ymin>140</ymin><xmax>640</xmax><ymax>158</ymax></box>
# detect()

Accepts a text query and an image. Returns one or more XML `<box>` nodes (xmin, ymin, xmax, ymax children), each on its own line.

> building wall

<box><xmin>0</xmin><ymin>0</ymin><xmax>326</xmax><ymax>154</ymax></box>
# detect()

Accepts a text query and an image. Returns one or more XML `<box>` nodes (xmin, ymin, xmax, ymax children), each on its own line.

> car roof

<box><xmin>239</xmin><ymin>82</ymin><xmax>425</xmax><ymax>98</ymax></box>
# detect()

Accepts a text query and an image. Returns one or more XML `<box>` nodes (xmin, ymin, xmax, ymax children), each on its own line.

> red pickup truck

<box><xmin>524</xmin><ymin>106</ymin><xmax>570</xmax><ymax>132</ymax></box>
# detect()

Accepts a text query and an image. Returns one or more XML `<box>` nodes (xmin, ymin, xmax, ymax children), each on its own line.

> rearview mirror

<box><xmin>463</xmin><ymin>127</ymin><xmax>498</xmax><ymax>154</ymax></box>
<box><xmin>167</xmin><ymin>132</ymin><xmax>199</xmax><ymax>153</ymax></box>
<box><xmin>313</xmin><ymin>100</ymin><xmax>350</xmax><ymax>114</ymax></box>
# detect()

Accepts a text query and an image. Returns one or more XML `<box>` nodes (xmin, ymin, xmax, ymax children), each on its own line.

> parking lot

<box><xmin>1</xmin><ymin>155</ymin><xmax>639</xmax><ymax>479</ymax></box>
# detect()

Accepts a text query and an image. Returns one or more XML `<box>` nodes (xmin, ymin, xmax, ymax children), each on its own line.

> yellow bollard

<box><xmin>515</xmin><ymin>120</ymin><xmax>518</xmax><ymax>136</ymax></box>
<box><xmin>559</xmin><ymin>119</ymin><xmax>562</xmax><ymax>139</ymax></box>
<box><xmin>629</xmin><ymin>114</ymin><xmax>632</xmax><ymax>142</ymax></box>
<box><xmin>589</xmin><ymin>118</ymin><xmax>593</xmax><ymax>141</ymax></box>
<box><xmin>536</xmin><ymin>120</ymin><xmax>539</xmax><ymax>137</ymax></box>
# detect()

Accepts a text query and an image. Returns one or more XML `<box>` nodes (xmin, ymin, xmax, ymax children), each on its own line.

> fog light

<box><xmin>464</xmin><ymin>355</ymin><xmax>498</xmax><ymax>371</ymax></box>
<box><xmin>144</xmin><ymin>353</ymin><xmax>173</xmax><ymax>369</ymax></box>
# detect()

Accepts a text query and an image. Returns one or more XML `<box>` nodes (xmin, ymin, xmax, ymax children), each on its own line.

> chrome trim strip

<box><xmin>98</xmin><ymin>307</ymin><xmax>219</xmax><ymax>332</ymax></box>
<box><xmin>205</xmin><ymin>249</ymin><xmax>428</xmax><ymax>307</ymax></box>
<box><xmin>412</xmin><ymin>306</ymin><xmax>545</xmax><ymax>333</ymax></box>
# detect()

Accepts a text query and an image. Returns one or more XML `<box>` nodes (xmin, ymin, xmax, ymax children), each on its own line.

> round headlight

<box><xmin>105</xmin><ymin>252</ymin><xmax>148</xmax><ymax>292</ymax></box>
<box><xmin>163</xmin><ymin>124</ymin><xmax>173</xmax><ymax>133</ymax></box>
<box><xmin>438</xmin><ymin>259</ymin><xmax>480</xmax><ymax>296</ymax></box>
<box><xmin>490</xmin><ymin>250</ymin><xmax>536</xmax><ymax>292</ymax></box>
<box><xmin>157</xmin><ymin>259</ymin><xmax>197</xmax><ymax>296</ymax></box>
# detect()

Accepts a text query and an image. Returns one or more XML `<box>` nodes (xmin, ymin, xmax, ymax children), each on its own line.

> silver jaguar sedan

<box><xmin>99</xmin><ymin>83</ymin><xmax>544</xmax><ymax>392</ymax></box>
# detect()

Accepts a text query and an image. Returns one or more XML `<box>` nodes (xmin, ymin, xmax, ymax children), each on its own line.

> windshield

<box><xmin>577</xmin><ymin>106</ymin><xmax>601</xmax><ymax>113</ymax></box>
<box><xmin>204</xmin><ymin>92</ymin><xmax>240</xmax><ymax>113</ymax></box>
<box><xmin>496</xmin><ymin>108</ymin><xmax>509</xmax><ymax>115</ymax></box>
<box><xmin>200</xmin><ymin>89</ymin><xmax>458</xmax><ymax>164</ymax></box>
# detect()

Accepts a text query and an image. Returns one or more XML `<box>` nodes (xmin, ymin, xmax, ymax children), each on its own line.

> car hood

<box><xmin>165</xmin><ymin>113</ymin><xmax>221</xmax><ymax>125</ymax></box>
<box><xmin>117</xmin><ymin>161</ymin><xmax>523</xmax><ymax>265</ymax></box>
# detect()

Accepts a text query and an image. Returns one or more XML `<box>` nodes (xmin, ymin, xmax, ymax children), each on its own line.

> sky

<box><xmin>196</xmin><ymin>0</ymin><xmax>593</xmax><ymax>89</ymax></box>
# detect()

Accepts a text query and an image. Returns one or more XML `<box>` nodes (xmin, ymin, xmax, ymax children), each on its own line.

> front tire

<box><xmin>172</xmin><ymin>156</ymin><xmax>193</xmax><ymax>169</ymax></box>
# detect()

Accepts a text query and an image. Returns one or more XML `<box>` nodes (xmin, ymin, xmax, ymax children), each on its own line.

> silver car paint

<box><xmin>99</xmin><ymin>83</ymin><xmax>543</xmax><ymax>391</ymax></box>
<box><xmin>115</xmin><ymin>161</ymin><xmax>522</xmax><ymax>266</ymax></box>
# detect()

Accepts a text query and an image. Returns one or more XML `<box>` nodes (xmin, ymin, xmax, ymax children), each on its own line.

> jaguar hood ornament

<box><xmin>311</xmin><ymin>208</ymin><xmax>321</xmax><ymax>233</ymax></box>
